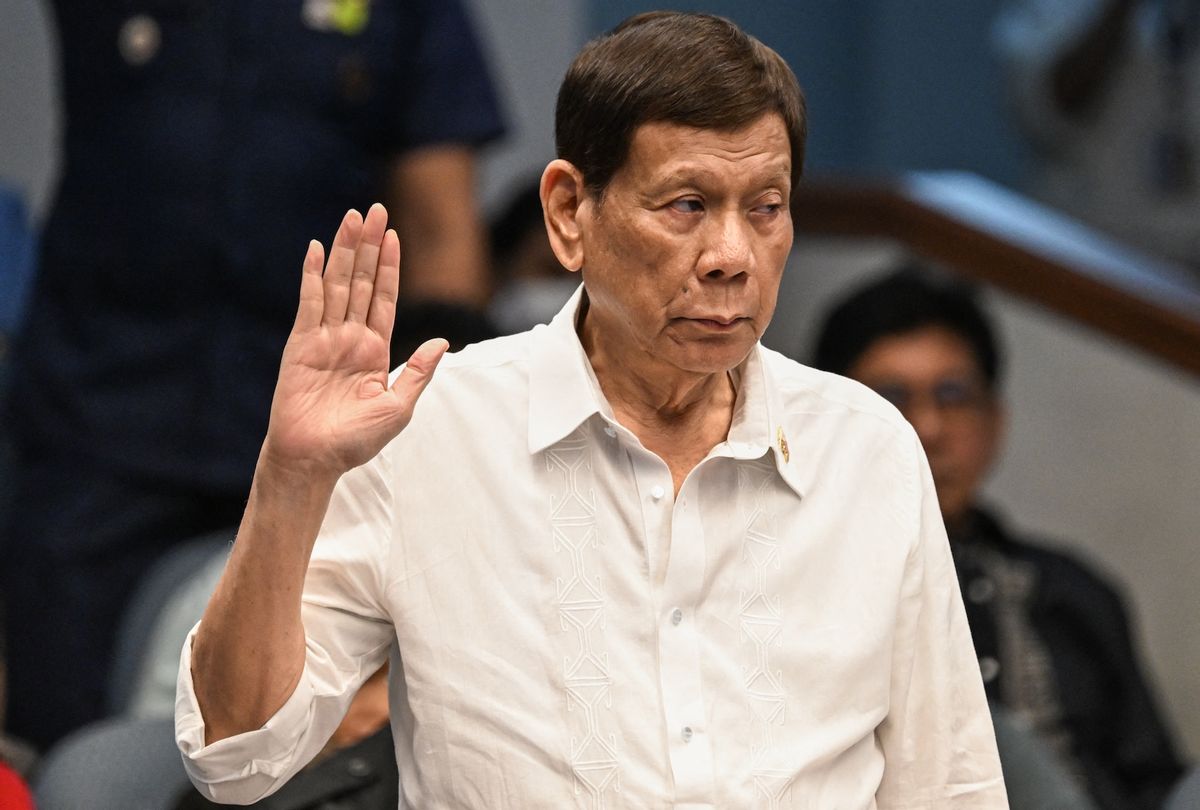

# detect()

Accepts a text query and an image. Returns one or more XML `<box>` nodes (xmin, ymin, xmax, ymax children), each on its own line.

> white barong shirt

<box><xmin>176</xmin><ymin>288</ymin><xmax>1007</xmax><ymax>808</ymax></box>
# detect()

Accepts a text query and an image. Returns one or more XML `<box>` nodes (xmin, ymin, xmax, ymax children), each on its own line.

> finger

<box><xmin>346</xmin><ymin>203</ymin><xmax>388</xmax><ymax>324</ymax></box>
<box><xmin>367</xmin><ymin>228</ymin><xmax>400</xmax><ymax>340</ymax></box>
<box><xmin>293</xmin><ymin>240</ymin><xmax>325</xmax><ymax>333</ymax></box>
<box><xmin>322</xmin><ymin>209</ymin><xmax>364</xmax><ymax>326</ymax></box>
<box><xmin>389</xmin><ymin>337</ymin><xmax>449</xmax><ymax>413</ymax></box>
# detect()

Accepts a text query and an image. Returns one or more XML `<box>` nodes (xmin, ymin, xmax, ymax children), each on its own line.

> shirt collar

<box><xmin>725</xmin><ymin>343</ymin><xmax>806</xmax><ymax>499</ymax></box>
<box><xmin>527</xmin><ymin>285</ymin><xmax>612</xmax><ymax>453</ymax></box>
<box><xmin>527</xmin><ymin>284</ymin><xmax>805</xmax><ymax>499</ymax></box>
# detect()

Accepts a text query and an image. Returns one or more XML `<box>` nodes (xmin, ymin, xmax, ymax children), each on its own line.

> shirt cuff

<box><xmin>174</xmin><ymin>623</ymin><xmax>317</xmax><ymax>804</ymax></box>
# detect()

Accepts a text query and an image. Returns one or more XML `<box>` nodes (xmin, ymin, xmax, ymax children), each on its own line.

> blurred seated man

<box><xmin>811</xmin><ymin>267</ymin><xmax>1186</xmax><ymax>810</ymax></box>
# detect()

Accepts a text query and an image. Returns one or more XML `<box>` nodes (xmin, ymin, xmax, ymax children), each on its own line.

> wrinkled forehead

<box><xmin>618</xmin><ymin>114</ymin><xmax>794</xmax><ymax>187</ymax></box>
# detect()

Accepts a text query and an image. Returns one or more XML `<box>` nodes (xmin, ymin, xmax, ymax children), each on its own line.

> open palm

<box><xmin>264</xmin><ymin>204</ymin><xmax>447</xmax><ymax>479</ymax></box>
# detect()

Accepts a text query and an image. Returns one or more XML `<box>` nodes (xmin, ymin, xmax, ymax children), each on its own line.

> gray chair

<box><xmin>32</xmin><ymin>716</ymin><xmax>190</xmax><ymax>810</ymax></box>
<box><xmin>107</xmin><ymin>531</ymin><xmax>233</xmax><ymax>715</ymax></box>
<box><xmin>991</xmin><ymin>706</ymin><xmax>1097</xmax><ymax>810</ymax></box>
<box><xmin>1166</xmin><ymin>766</ymin><xmax>1200</xmax><ymax>810</ymax></box>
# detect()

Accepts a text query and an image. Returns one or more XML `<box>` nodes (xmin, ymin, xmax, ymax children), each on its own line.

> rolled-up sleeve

<box><xmin>174</xmin><ymin>448</ymin><xmax>398</xmax><ymax>804</ymax></box>
<box><xmin>876</xmin><ymin>433</ymin><xmax>1009</xmax><ymax>808</ymax></box>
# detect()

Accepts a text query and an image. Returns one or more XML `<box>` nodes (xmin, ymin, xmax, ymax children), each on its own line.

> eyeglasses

<box><xmin>869</xmin><ymin>378</ymin><xmax>992</xmax><ymax>419</ymax></box>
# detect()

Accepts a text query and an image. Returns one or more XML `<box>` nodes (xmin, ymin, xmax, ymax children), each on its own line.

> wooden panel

<box><xmin>793</xmin><ymin>172</ymin><xmax>1200</xmax><ymax>378</ymax></box>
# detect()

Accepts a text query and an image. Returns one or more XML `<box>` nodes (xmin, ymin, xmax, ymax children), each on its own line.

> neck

<box><xmin>580</xmin><ymin>313</ymin><xmax>736</xmax><ymax>428</ymax></box>
<box><xmin>579</xmin><ymin>308</ymin><xmax>738</xmax><ymax>492</ymax></box>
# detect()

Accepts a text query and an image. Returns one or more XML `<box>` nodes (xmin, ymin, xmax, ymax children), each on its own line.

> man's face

<box><xmin>574</xmin><ymin>113</ymin><xmax>794</xmax><ymax>377</ymax></box>
<box><xmin>847</xmin><ymin>326</ymin><xmax>1004</xmax><ymax>531</ymax></box>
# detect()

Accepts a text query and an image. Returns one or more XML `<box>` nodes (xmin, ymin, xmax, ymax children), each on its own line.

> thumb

<box><xmin>390</xmin><ymin>337</ymin><xmax>449</xmax><ymax>408</ymax></box>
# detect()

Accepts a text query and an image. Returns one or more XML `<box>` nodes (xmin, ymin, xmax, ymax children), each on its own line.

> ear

<box><xmin>540</xmin><ymin>159</ymin><xmax>588</xmax><ymax>274</ymax></box>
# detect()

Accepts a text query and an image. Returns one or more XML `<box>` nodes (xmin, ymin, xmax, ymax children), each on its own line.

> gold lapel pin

<box><xmin>777</xmin><ymin>426</ymin><xmax>790</xmax><ymax>463</ymax></box>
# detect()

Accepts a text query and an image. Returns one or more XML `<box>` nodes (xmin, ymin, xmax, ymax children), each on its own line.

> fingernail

<box><xmin>420</xmin><ymin>338</ymin><xmax>450</xmax><ymax>356</ymax></box>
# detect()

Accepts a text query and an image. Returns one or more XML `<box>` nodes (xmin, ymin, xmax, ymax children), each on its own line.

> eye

<box><xmin>751</xmin><ymin>193</ymin><xmax>787</xmax><ymax>216</ymax></box>
<box><xmin>668</xmin><ymin>198</ymin><xmax>704</xmax><ymax>214</ymax></box>
<box><xmin>872</xmin><ymin>384</ymin><xmax>911</xmax><ymax>411</ymax></box>
<box><xmin>933</xmin><ymin>379</ymin><xmax>985</xmax><ymax>409</ymax></box>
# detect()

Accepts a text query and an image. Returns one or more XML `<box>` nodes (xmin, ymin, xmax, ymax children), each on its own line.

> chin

<box><xmin>671</xmin><ymin>341</ymin><xmax>756</xmax><ymax>375</ymax></box>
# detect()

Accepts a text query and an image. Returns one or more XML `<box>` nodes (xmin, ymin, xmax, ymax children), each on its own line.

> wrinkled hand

<box><xmin>262</xmin><ymin>203</ymin><xmax>447</xmax><ymax>482</ymax></box>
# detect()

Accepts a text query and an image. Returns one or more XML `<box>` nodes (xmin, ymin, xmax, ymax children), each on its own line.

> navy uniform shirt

<box><xmin>15</xmin><ymin>0</ymin><xmax>505</xmax><ymax>490</ymax></box>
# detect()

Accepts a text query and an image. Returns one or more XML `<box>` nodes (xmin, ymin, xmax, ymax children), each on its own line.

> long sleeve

<box><xmin>876</xmin><ymin>433</ymin><xmax>1009</xmax><ymax>808</ymax></box>
<box><xmin>174</xmin><ymin>449</ymin><xmax>398</xmax><ymax>804</ymax></box>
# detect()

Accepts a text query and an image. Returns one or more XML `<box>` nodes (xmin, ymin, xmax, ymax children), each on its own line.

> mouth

<box><xmin>682</xmin><ymin>315</ymin><xmax>749</xmax><ymax>332</ymax></box>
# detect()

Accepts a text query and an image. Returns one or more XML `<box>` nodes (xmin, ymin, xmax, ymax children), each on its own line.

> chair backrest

<box><xmin>1166</xmin><ymin>766</ymin><xmax>1200</xmax><ymax>810</ymax></box>
<box><xmin>32</xmin><ymin>716</ymin><xmax>190</xmax><ymax>810</ymax></box>
<box><xmin>107</xmin><ymin>531</ymin><xmax>233</xmax><ymax>716</ymax></box>
<box><xmin>990</xmin><ymin>706</ymin><xmax>1098</xmax><ymax>810</ymax></box>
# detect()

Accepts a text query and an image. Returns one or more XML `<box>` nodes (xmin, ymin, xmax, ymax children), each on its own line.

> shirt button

<box><xmin>651</xmin><ymin>485</ymin><xmax>665</xmax><ymax>500</ymax></box>
<box><xmin>978</xmin><ymin>655</ymin><xmax>1001</xmax><ymax>683</ymax></box>
<box><xmin>681</xmin><ymin>726</ymin><xmax>694</xmax><ymax>743</ymax></box>
<box><xmin>603</xmin><ymin>425</ymin><xmax>617</xmax><ymax>438</ymax></box>
<box><xmin>670</xmin><ymin>608</ymin><xmax>683</xmax><ymax>626</ymax></box>
<box><xmin>346</xmin><ymin>756</ymin><xmax>371</xmax><ymax>777</ymax></box>
<box><xmin>118</xmin><ymin>14</ymin><xmax>161</xmax><ymax>66</ymax></box>
<box><xmin>967</xmin><ymin>577</ymin><xmax>996</xmax><ymax>604</ymax></box>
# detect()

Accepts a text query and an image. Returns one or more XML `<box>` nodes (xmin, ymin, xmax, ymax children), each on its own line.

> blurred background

<box><xmin>1</xmin><ymin>0</ymin><xmax>1197</xmax><ymax>783</ymax></box>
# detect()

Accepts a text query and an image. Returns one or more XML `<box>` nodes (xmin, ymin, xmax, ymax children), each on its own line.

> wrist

<box><xmin>255</xmin><ymin>439</ymin><xmax>342</xmax><ymax>503</ymax></box>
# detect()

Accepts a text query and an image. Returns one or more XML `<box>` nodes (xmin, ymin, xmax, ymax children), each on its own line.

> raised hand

<box><xmin>262</xmin><ymin>203</ymin><xmax>448</xmax><ymax>483</ymax></box>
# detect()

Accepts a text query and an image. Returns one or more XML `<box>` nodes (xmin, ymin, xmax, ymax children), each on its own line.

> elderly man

<box><xmin>177</xmin><ymin>12</ymin><xmax>1007</xmax><ymax>808</ymax></box>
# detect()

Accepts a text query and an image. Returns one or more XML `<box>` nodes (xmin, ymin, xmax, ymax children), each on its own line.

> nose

<box><xmin>906</xmin><ymin>401</ymin><xmax>945</xmax><ymax>449</ymax></box>
<box><xmin>699</xmin><ymin>212</ymin><xmax>753</xmax><ymax>280</ymax></box>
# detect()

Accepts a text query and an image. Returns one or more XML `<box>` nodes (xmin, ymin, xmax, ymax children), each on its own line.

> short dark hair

<box><xmin>812</xmin><ymin>266</ymin><xmax>1003</xmax><ymax>389</ymax></box>
<box><xmin>555</xmin><ymin>12</ymin><xmax>807</xmax><ymax>202</ymax></box>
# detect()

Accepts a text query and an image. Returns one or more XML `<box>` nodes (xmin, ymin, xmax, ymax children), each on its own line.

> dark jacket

<box><xmin>952</xmin><ymin>507</ymin><xmax>1185</xmax><ymax>810</ymax></box>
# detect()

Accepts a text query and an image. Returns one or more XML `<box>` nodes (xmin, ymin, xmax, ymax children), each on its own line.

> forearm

<box><xmin>388</xmin><ymin>145</ymin><xmax>490</xmax><ymax>308</ymax></box>
<box><xmin>185</xmin><ymin>203</ymin><xmax>444</xmax><ymax>746</ymax></box>
<box><xmin>396</xmin><ymin>217</ymin><xmax>489</xmax><ymax>307</ymax></box>
<box><xmin>190</xmin><ymin>450</ymin><xmax>339</xmax><ymax>744</ymax></box>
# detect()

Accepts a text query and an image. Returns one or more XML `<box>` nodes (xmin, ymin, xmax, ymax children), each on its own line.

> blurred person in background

<box><xmin>485</xmin><ymin>175</ymin><xmax>576</xmax><ymax>336</ymax></box>
<box><xmin>0</xmin><ymin>185</ymin><xmax>37</xmax><ymax>807</ymax></box>
<box><xmin>1</xmin><ymin>0</ymin><xmax>505</xmax><ymax>752</ymax></box>
<box><xmin>812</xmin><ymin>266</ymin><xmax>1187</xmax><ymax>810</ymax></box>
<box><xmin>0</xmin><ymin>183</ymin><xmax>37</xmax><ymax>539</ymax></box>
<box><xmin>994</xmin><ymin>0</ymin><xmax>1200</xmax><ymax>269</ymax></box>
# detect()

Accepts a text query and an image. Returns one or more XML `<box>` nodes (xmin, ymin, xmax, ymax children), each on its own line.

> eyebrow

<box><xmin>650</xmin><ymin>161</ymin><xmax>792</xmax><ymax>193</ymax></box>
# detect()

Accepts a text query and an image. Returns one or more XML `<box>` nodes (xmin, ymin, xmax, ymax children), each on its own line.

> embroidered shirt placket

<box><xmin>737</xmin><ymin>459</ymin><xmax>794</xmax><ymax>809</ymax></box>
<box><xmin>548</xmin><ymin>427</ymin><xmax>621</xmax><ymax>808</ymax></box>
